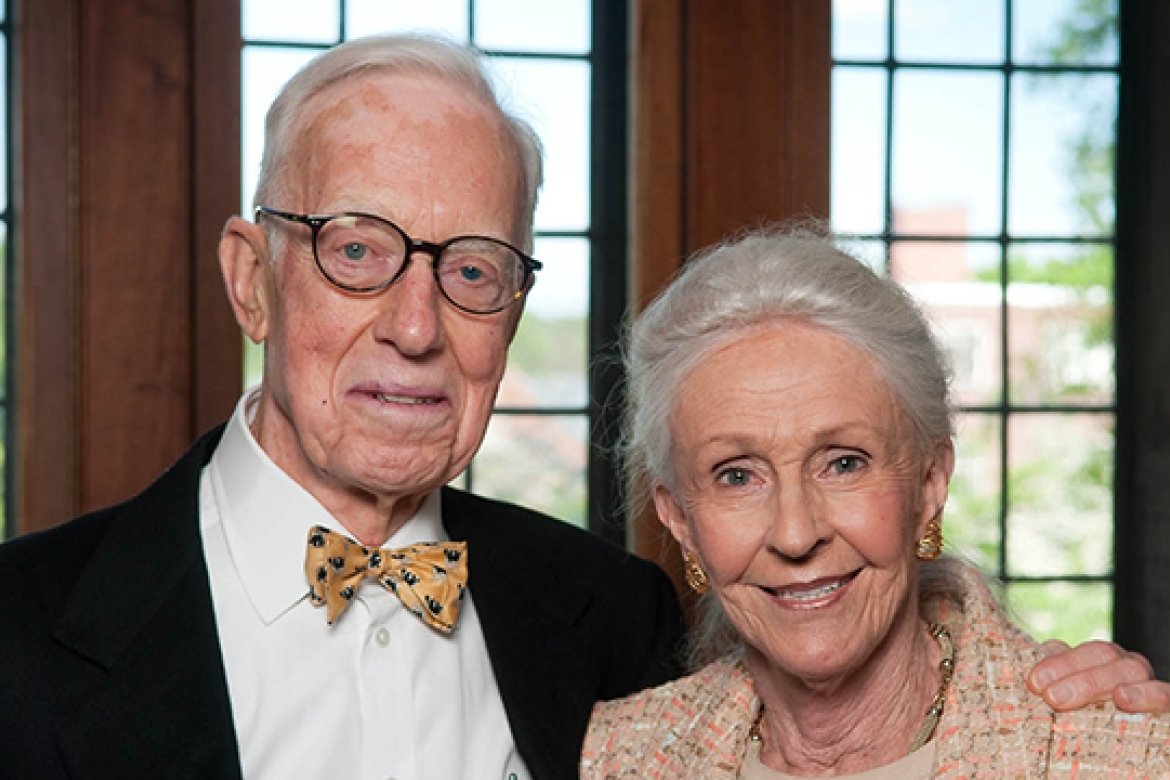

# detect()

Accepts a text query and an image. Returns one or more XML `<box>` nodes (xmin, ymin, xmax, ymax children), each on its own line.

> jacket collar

<box><xmin>441</xmin><ymin>486</ymin><xmax>595</xmax><ymax>780</ymax></box>
<box><xmin>52</xmin><ymin>426</ymin><xmax>244</xmax><ymax>780</ymax></box>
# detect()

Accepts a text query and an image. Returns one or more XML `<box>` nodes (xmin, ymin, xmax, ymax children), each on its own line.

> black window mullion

<box><xmin>586</xmin><ymin>0</ymin><xmax>628</xmax><ymax>546</ymax></box>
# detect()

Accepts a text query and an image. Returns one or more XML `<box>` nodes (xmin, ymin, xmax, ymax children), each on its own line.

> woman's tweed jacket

<box><xmin>581</xmin><ymin>559</ymin><xmax>1170</xmax><ymax>778</ymax></box>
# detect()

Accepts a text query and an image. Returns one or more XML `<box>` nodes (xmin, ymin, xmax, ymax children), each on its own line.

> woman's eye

<box><xmin>717</xmin><ymin>468</ymin><xmax>752</xmax><ymax>487</ymax></box>
<box><xmin>342</xmin><ymin>243</ymin><xmax>368</xmax><ymax>262</ymax></box>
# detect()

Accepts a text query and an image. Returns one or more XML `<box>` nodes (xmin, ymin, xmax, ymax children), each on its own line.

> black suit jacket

<box><xmin>0</xmin><ymin>426</ymin><xmax>685</xmax><ymax>780</ymax></box>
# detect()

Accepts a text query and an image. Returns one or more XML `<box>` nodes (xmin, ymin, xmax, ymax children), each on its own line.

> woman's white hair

<box><xmin>253</xmin><ymin>33</ymin><xmax>543</xmax><ymax>251</ymax></box>
<box><xmin>620</xmin><ymin>223</ymin><xmax>955</xmax><ymax>666</ymax></box>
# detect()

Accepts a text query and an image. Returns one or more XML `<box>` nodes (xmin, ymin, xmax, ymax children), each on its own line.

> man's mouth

<box><xmin>372</xmin><ymin>393</ymin><xmax>442</xmax><ymax>405</ymax></box>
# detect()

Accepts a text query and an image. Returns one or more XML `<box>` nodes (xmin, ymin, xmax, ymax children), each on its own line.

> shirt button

<box><xmin>374</xmin><ymin>627</ymin><xmax>391</xmax><ymax>647</ymax></box>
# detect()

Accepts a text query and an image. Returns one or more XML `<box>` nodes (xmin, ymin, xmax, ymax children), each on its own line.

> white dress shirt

<box><xmin>199</xmin><ymin>390</ymin><xmax>529</xmax><ymax>780</ymax></box>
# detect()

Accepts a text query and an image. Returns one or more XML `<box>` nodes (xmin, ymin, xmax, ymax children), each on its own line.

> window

<box><xmin>241</xmin><ymin>1</ymin><xmax>624</xmax><ymax>538</ymax></box>
<box><xmin>832</xmin><ymin>0</ymin><xmax>1119</xmax><ymax>643</ymax></box>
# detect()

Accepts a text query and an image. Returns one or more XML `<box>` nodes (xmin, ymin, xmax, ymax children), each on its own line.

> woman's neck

<box><xmin>743</xmin><ymin>612</ymin><xmax>943</xmax><ymax>776</ymax></box>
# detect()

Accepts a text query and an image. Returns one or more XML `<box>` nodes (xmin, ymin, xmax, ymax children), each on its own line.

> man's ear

<box><xmin>653</xmin><ymin>482</ymin><xmax>693</xmax><ymax>551</ymax></box>
<box><xmin>219</xmin><ymin>216</ymin><xmax>272</xmax><ymax>344</ymax></box>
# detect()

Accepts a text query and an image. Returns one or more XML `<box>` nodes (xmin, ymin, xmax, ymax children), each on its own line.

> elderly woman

<box><xmin>581</xmin><ymin>227</ymin><xmax>1170</xmax><ymax>778</ymax></box>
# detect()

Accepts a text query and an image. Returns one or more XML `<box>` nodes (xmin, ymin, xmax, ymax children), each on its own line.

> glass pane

<box><xmin>243</xmin><ymin>0</ymin><xmax>340</xmax><ymax>44</ymax></box>
<box><xmin>892</xmin><ymin>241</ymin><xmax>1003</xmax><ymax>406</ymax></box>
<box><xmin>949</xmin><ymin>412</ymin><xmax>1002</xmax><ymax>573</ymax></box>
<box><xmin>1013</xmin><ymin>0</ymin><xmax>1118</xmax><ymax>66</ymax></box>
<box><xmin>1008</xmin><ymin>72</ymin><xmax>1117</xmax><ymax>237</ymax></box>
<box><xmin>832</xmin><ymin>0</ymin><xmax>888</xmax><ymax>60</ymax></box>
<box><xmin>0</xmin><ymin>37</ymin><xmax>5</xmax><ymax>212</ymax></box>
<box><xmin>831</xmin><ymin>67</ymin><xmax>887</xmax><ymax>235</ymax></box>
<box><xmin>0</xmin><ymin>223</ymin><xmax>6</xmax><ymax>390</ymax></box>
<box><xmin>892</xmin><ymin>71</ymin><xmax>1003</xmax><ymax>237</ymax></box>
<box><xmin>243</xmin><ymin>339</ymin><xmax>263</xmax><ymax>389</ymax></box>
<box><xmin>487</xmin><ymin>57</ymin><xmax>590</xmax><ymax>232</ymax></box>
<box><xmin>472</xmin><ymin>414</ymin><xmax>588</xmax><ymax>527</ymax></box>
<box><xmin>500</xmin><ymin>237</ymin><xmax>589</xmax><ymax>409</ymax></box>
<box><xmin>475</xmin><ymin>0</ymin><xmax>590</xmax><ymax>54</ymax></box>
<box><xmin>895</xmin><ymin>0</ymin><xmax>1004</xmax><ymax>64</ymax></box>
<box><xmin>1006</xmin><ymin>580</ymin><xmax>1112</xmax><ymax>644</ymax></box>
<box><xmin>526</xmin><ymin>236</ymin><xmax>589</xmax><ymax>319</ymax></box>
<box><xmin>347</xmin><ymin>0</ymin><xmax>469</xmax><ymax>40</ymax></box>
<box><xmin>1006</xmin><ymin>413</ymin><xmax>1113</xmax><ymax>577</ymax></box>
<box><xmin>1007</xmin><ymin>242</ymin><xmax>1113</xmax><ymax>405</ymax></box>
<box><xmin>241</xmin><ymin>46</ymin><xmax>320</xmax><ymax>209</ymax></box>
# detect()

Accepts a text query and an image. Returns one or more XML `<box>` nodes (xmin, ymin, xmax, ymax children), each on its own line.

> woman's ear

<box><xmin>219</xmin><ymin>215</ymin><xmax>272</xmax><ymax>344</ymax></box>
<box><xmin>918</xmin><ymin>438</ymin><xmax>956</xmax><ymax>536</ymax></box>
<box><xmin>653</xmin><ymin>482</ymin><xmax>693</xmax><ymax>551</ymax></box>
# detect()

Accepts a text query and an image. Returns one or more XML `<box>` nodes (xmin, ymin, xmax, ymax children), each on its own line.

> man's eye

<box><xmin>459</xmin><ymin>264</ymin><xmax>484</xmax><ymax>281</ymax></box>
<box><xmin>829</xmin><ymin>455</ymin><xmax>863</xmax><ymax>475</ymax></box>
<box><xmin>342</xmin><ymin>243</ymin><xmax>368</xmax><ymax>261</ymax></box>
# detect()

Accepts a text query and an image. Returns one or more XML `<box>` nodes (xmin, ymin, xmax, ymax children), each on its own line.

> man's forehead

<box><xmin>302</xmin><ymin>70</ymin><xmax>495</xmax><ymax>135</ymax></box>
<box><xmin>272</xmin><ymin>68</ymin><xmax>525</xmax><ymax>239</ymax></box>
<box><xmin>284</xmin><ymin>71</ymin><xmax>512</xmax><ymax>189</ymax></box>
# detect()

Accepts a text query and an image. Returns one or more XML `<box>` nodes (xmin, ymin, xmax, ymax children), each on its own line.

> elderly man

<box><xmin>0</xmin><ymin>33</ymin><xmax>1166</xmax><ymax>780</ymax></box>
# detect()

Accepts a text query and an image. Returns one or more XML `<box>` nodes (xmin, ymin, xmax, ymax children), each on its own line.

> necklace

<box><xmin>908</xmin><ymin>622</ymin><xmax>955</xmax><ymax>751</ymax></box>
<box><xmin>749</xmin><ymin>622</ymin><xmax>955</xmax><ymax>755</ymax></box>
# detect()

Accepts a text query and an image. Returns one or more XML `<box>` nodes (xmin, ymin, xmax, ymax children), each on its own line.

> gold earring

<box><xmin>682</xmin><ymin>550</ymin><xmax>710</xmax><ymax>594</ymax></box>
<box><xmin>916</xmin><ymin>514</ymin><xmax>943</xmax><ymax>561</ymax></box>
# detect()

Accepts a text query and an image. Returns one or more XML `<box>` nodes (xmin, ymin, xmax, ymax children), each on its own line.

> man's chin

<box><xmin>340</xmin><ymin>445</ymin><xmax>462</xmax><ymax>497</ymax></box>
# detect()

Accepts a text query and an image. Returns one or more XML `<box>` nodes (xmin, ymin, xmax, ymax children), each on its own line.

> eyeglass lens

<box><xmin>315</xmin><ymin>214</ymin><xmax>527</xmax><ymax>313</ymax></box>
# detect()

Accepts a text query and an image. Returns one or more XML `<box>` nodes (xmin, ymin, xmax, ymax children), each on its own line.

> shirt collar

<box><xmin>207</xmin><ymin>387</ymin><xmax>446</xmax><ymax>624</ymax></box>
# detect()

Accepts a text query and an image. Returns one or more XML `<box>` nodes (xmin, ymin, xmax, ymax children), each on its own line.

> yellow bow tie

<box><xmin>304</xmin><ymin>525</ymin><xmax>468</xmax><ymax>633</ymax></box>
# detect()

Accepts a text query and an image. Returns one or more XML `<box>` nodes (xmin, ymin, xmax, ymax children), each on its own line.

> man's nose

<box><xmin>372</xmin><ymin>252</ymin><xmax>445</xmax><ymax>356</ymax></box>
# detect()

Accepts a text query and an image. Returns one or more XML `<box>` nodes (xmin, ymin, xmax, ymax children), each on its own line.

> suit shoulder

<box><xmin>0</xmin><ymin>505</ymin><xmax>122</xmax><ymax>638</ymax></box>
<box><xmin>0</xmin><ymin>424</ymin><xmax>223</xmax><ymax>602</ymax></box>
<box><xmin>0</xmin><ymin>504</ymin><xmax>117</xmax><ymax>575</ymax></box>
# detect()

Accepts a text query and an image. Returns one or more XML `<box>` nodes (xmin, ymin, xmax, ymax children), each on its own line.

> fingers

<box><xmin>1036</xmin><ymin>638</ymin><xmax>1071</xmax><ymax>659</ymax></box>
<box><xmin>1028</xmin><ymin>640</ymin><xmax>1117</xmax><ymax>695</ymax></box>
<box><xmin>1114</xmin><ymin>681</ymin><xmax>1170</xmax><ymax>713</ymax></box>
<box><xmin>1027</xmin><ymin>640</ymin><xmax>1160</xmax><ymax>711</ymax></box>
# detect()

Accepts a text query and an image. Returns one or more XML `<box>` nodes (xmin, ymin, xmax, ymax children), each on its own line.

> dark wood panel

<box><xmin>193</xmin><ymin>0</ymin><xmax>244</xmax><ymax>434</ymax></box>
<box><xmin>14</xmin><ymin>0</ymin><xmax>82</xmax><ymax>529</ymax></box>
<box><xmin>79</xmin><ymin>1</ymin><xmax>194</xmax><ymax>510</ymax></box>
<box><xmin>687</xmin><ymin>0</ymin><xmax>830</xmax><ymax>248</ymax></box>
<box><xmin>630</xmin><ymin>0</ymin><xmax>685</xmax><ymax>313</ymax></box>
<box><xmin>15</xmin><ymin>0</ymin><xmax>242</xmax><ymax>531</ymax></box>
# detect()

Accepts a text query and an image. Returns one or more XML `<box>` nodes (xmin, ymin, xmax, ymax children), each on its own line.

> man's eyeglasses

<box><xmin>255</xmin><ymin>206</ymin><xmax>542</xmax><ymax>315</ymax></box>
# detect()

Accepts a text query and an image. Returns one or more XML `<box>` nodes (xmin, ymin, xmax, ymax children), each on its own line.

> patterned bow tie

<box><xmin>304</xmin><ymin>525</ymin><xmax>468</xmax><ymax>633</ymax></box>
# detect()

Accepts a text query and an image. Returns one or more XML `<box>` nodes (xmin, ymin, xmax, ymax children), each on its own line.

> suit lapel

<box><xmin>52</xmin><ymin>428</ymin><xmax>243</xmax><ymax>780</ymax></box>
<box><xmin>442</xmin><ymin>488</ymin><xmax>596</xmax><ymax>780</ymax></box>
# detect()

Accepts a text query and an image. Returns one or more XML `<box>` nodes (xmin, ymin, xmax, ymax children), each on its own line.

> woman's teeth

<box><xmin>776</xmin><ymin>573</ymin><xmax>855</xmax><ymax>601</ymax></box>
